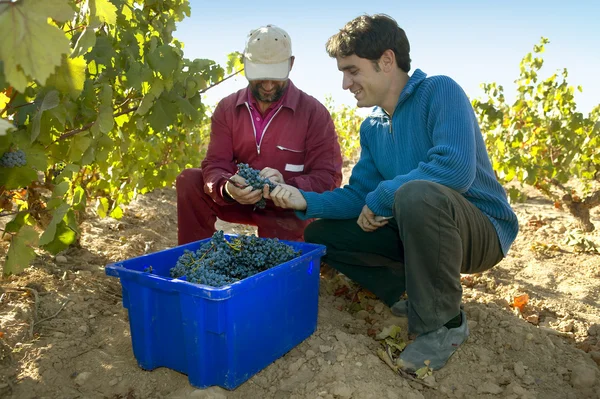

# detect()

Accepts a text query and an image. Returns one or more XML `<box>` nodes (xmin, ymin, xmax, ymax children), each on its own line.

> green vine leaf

<box><xmin>89</xmin><ymin>0</ymin><xmax>118</xmax><ymax>26</ymax></box>
<box><xmin>39</xmin><ymin>202</ymin><xmax>70</xmax><ymax>246</ymax></box>
<box><xmin>31</xmin><ymin>90</ymin><xmax>60</xmax><ymax>142</ymax></box>
<box><xmin>72</xmin><ymin>27</ymin><xmax>98</xmax><ymax>58</ymax></box>
<box><xmin>46</xmin><ymin>56</ymin><xmax>87</xmax><ymax>98</ymax></box>
<box><xmin>4</xmin><ymin>225</ymin><xmax>39</xmax><ymax>276</ymax></box>
<box><xmin>0</xmin><ymin>0</ymin><xmax>72</xmax><ymax>91</ymax></box>
<box><xmin>0</xmin><ymin>0</ymin><xmax>229</xmax><ymax>273</ymax></box>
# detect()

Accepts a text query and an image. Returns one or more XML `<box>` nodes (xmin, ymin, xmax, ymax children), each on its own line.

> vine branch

<box><xmin>198</xmin><ymin>69</ymin><xmax>244</xmax><ymax>94</ymax></box>
<box><xmin>49</xmin><ymin>105</ymin><xmax>140</xmax><ymax>145</ymax></box>
<box><xmin>0</xmin><ymin>91</ymin><xmax>17</xmax><ymax>117</ymax></box>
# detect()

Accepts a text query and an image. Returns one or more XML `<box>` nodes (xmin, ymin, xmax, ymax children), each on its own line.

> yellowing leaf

<box><xmin>97</xmin><ymin>197</ymin><xmax>109</xmax><ymax>218</ymax></box>
<box><xmin>384</xmin><ymin>338</ymin><xmax>407</xmax><ymax>352</ymax></box>
<box><xmin>121</xmin><ymin>3</ymin><xmax>133</xmax><ymax>21</ymax></box>
<box><xmin>90</xmin><ymin>0</ymin><xmax>117</xmax><ymax>25</ymax></box>
<box><xmin>0</xmin><ymin>92</ymin><xmax>9</xmax><ymax>109</ymax></box>
<box><xmin>46</xmin><ymin>56</ymin><xmax>87</xmax><ymax>98</ymax></box>
<box><xmin>513</xmin><ymin>293</ymin><xmax>529</xmax><ymax>311</ymax></box>
<box><xmin>110</xmin><ymin>205</ymin><xmax>123</xmax><ymax>219</ymax></box>
<box><xmin>0</xmin><ymin>0</ymin><xmax>71</xmax><ymax>91</ymax></box>
<box><xmin>375</xmin><ymin>325</ymin><xmax>403</xmax><ymax>340</ymax></box>
<box><xmin>226</xmin><ymin>51</ymin><xmax>244</xmax><ymax>75</ymax></box>
<box><xmin>414</xmin><ymin>364</ymin><xmax>433</xmax><ymax>379</ymax></box>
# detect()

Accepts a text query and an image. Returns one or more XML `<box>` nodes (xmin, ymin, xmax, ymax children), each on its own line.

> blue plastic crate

<box><xmin>105</xmin><ymin>236</ymin><xmax>326</xmax><ymax>390</ymax></box>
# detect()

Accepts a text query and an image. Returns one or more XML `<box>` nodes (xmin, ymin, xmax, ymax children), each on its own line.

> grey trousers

<box><xmin>304</xmin><ymin>180</ymin><xmax>504</xmax><ymax>335</ymax></box>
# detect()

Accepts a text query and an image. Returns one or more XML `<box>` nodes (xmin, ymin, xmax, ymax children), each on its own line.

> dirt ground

<box><xmin>1</xmin><ymin>179</ymin><xmax>600</xmax><ymax>399</ymax></box>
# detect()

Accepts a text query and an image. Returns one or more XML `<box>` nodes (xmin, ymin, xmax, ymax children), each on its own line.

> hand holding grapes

<box><xmin>264</xmin><ymin>184</ymin><xmax>307</xmax><ymax>211</ymax></box>
<box><xmin>234</xmin><ymin>163</ymin><xmax>278</xmax><ymax>209</ymax></box>
<box><xmin>225</xmin><ymin>175</ymin><xmax>263</xmax><ymax>205</ymax></box>
<box><xmin>259</xmin><ymin>167</ymin><xmax>284</xmax><ymax>184</ymax></box>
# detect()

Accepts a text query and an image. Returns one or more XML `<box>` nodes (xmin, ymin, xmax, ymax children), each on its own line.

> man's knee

<box><xmin>303</xmin><ymin>219</ymin><xmax>331</xmax><ymax>245</ymax></box>
<box><xmin>394</xmin><ymin>180</ymin><xmax>448</xmax><ymax>208</ymax></box>
<box><xmin>176</xmin><ymin>168</ymin><xmax>204</xmax><ymax>195</ymax></box>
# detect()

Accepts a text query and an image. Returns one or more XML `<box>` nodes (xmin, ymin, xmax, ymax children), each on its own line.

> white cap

<box><xmin>243</xmin><ymin>25</ymin><xmax>292</xmax><ymax>81</ymax></box>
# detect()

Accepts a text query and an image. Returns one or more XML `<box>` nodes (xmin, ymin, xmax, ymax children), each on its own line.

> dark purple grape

<box><xmin>0</xmin><ymin>149</ymin><xmax>26</xmax><ymax>168</ymax></box>
<box><xmin>236</xmin><ymin>163</ymin><xmax>277</xmax><ymax>209</ymax></box>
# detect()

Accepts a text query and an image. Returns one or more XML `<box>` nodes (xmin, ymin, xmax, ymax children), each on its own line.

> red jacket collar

<box><xmin>235</xmin><ymin>80</ymin><xmax>300</xmax><ymax>112</ymax></box>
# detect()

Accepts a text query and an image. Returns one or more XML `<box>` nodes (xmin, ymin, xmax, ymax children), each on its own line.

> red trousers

<box><xmin>176</xmin><ymin>168</ymin><xmax>310</xmax><ymax>245</ymax></box>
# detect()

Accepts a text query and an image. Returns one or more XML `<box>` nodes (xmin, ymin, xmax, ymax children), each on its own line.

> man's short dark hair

<box><xmin>326</xmin><ymin>14</ymin><xmax>411</xmax><ymax>73</ymax></box>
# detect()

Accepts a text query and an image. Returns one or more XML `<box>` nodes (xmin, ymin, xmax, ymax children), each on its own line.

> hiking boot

<box><xmin>398</xmin><ymin>310</ymin><xmax>469</xmax><ymax>371</ymax></box>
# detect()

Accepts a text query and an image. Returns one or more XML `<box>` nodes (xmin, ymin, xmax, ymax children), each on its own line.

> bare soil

<box><xmin>1</xmin><ymin>182</ymin><xmax>600</xmax><ymax>399</ymax></box>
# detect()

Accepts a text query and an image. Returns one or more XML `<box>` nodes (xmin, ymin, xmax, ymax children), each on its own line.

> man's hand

<box><xmin>357</xmin><ymin>205</ymin><xmax>389</xmax><ymax>232</ymax></box>
<box><xmin>264</xmin><ymin>183</ymin><xmax>307</xmax><ymax>211</ymax></box>
<box><xmin>259</xmin><ymin>167</ymin><xmax>285</xmax><ymax>184</ymax></box>
<box><xmin>225</xmin><ymin>174</ymin><xmax>263</xmax><ymax>205</ymax></box>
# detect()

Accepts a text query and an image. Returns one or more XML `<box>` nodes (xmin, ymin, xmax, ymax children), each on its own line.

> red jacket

<box><xmin>201</xmin><ymin>81</ymin><xmax>343</xmax><ymax>206</ymax></box>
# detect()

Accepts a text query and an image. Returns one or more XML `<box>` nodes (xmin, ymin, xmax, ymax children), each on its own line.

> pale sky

<box><xmin>175</xmin><ymin>1</ymin><xmax>599</xmax><ymax>115</ymax></box>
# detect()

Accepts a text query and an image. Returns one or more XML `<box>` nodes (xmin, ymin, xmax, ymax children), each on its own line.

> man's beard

<box><xmin>250</xmin><ymin>83</ymin><xmax>286</xmax><ymax>103</ymax></box>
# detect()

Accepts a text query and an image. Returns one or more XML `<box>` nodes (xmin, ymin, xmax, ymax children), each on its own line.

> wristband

<box><xmin>223</xmin><ymin>180</ymin><xmax>235</xmax><ymax>201</ymax></box>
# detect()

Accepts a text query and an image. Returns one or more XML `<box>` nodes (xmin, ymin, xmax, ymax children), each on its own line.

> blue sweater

<box><xmin>299</xmin><ymin>69</ymin><xmax>519</xmax><ymax>255</ymax></box>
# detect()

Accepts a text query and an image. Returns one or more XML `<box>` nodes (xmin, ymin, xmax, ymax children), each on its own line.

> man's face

<box><xmin>249</xmin><ymin>80</ymin><xmax>288</xmax><ymax>103</ymax></box>
<box><xmin>337</xmin><ymin>54</ymin><xmax>386</xmax><ymax>108</ymax></box>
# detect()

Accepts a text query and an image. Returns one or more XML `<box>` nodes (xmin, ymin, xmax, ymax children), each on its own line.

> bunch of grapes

<box><xmin>0</xmin><ymin>150</ymin><xmax>26</xmax><ymax>168</ymax></box>
<box><xmin>169</xmin><ymin>230</ymin><xmax>301</xmax><ymax>287</ymax></box>
<box><xmin>236</xmin><ymin>163</ymin><xmax>277</xmax><ymax>209</ymax></box>
<box><xmin>52</xmin><ymin>162</ymin><xmax>66</xmax><ymax>178</ymax></box>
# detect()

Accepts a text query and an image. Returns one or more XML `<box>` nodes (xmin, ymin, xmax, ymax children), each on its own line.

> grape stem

<box><xmin>190</xmin><ymin>245</ymin><xmax>216</xmax><ymax>273</ymax></box>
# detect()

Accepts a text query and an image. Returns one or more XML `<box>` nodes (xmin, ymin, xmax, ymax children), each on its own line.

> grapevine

<box><xmin>169</xmin><ymin>231</ymin><xmax>301</xmax><ymax>287</ymax></box>
<box><xmin>236</xmin><ymin>163</ymin><xmax>277</xmax><ymax>209</ymax></box>
<box><xmin>0</xmin><ymin>0</ymin><xmax>245</xmax><ymax>275</ymax></box>
<box><xmin>473</xmin><ymin>37</ymin><xmax>600</xmax><ymax>231</ymax></box>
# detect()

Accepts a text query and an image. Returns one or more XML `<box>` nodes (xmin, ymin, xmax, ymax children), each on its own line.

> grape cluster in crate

<box><xmin>169</xmin><ymin>231</ymin><xmax>301</xmax><ymax>287</ymax></box>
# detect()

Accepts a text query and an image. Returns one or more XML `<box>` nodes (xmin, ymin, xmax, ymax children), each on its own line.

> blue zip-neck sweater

<box><xmin>299</xmin><ymin>69</ymin><xmax>519</xmax><ymax>255</ymax></box>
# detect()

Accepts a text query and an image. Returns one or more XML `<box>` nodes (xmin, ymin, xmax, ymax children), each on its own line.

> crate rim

<box><xmin>105</xmin><ymin>235</ymin><xmax>326</xmax><ymax>300</ymax></box>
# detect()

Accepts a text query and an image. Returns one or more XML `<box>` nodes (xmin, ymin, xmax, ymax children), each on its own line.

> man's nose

<box><xmin>262</xmin><ymin>81</ymin><xmax>276</xmax><ymax>90</ymax></box>
<box><xmin>342</xmin><ymin>75</ymin><xmax>352</xmax><ymax>91</ymax></box>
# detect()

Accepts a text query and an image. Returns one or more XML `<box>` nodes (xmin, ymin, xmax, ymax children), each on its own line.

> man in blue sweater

<box><xmin>265</xmin><ymin>14</ymin><xmax>519</xmax><ymax>371</ymax></box>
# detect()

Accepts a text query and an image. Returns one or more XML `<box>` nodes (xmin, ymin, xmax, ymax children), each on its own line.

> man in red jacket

<box><xmin>176</xmin><ymin>24</ymin><xmax>343</xmax><ymax>245</ymax></box>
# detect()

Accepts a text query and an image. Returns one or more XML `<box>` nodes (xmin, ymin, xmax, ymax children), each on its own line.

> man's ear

<box><xmin>289</xmin><ymin>56</ymin><xmax>296</xmax><ymax>71</ymax></box>
<box><xmin>380</xmin><ymin>49</ymin><xmax>395</xmax><ymax>72</ymax></box>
